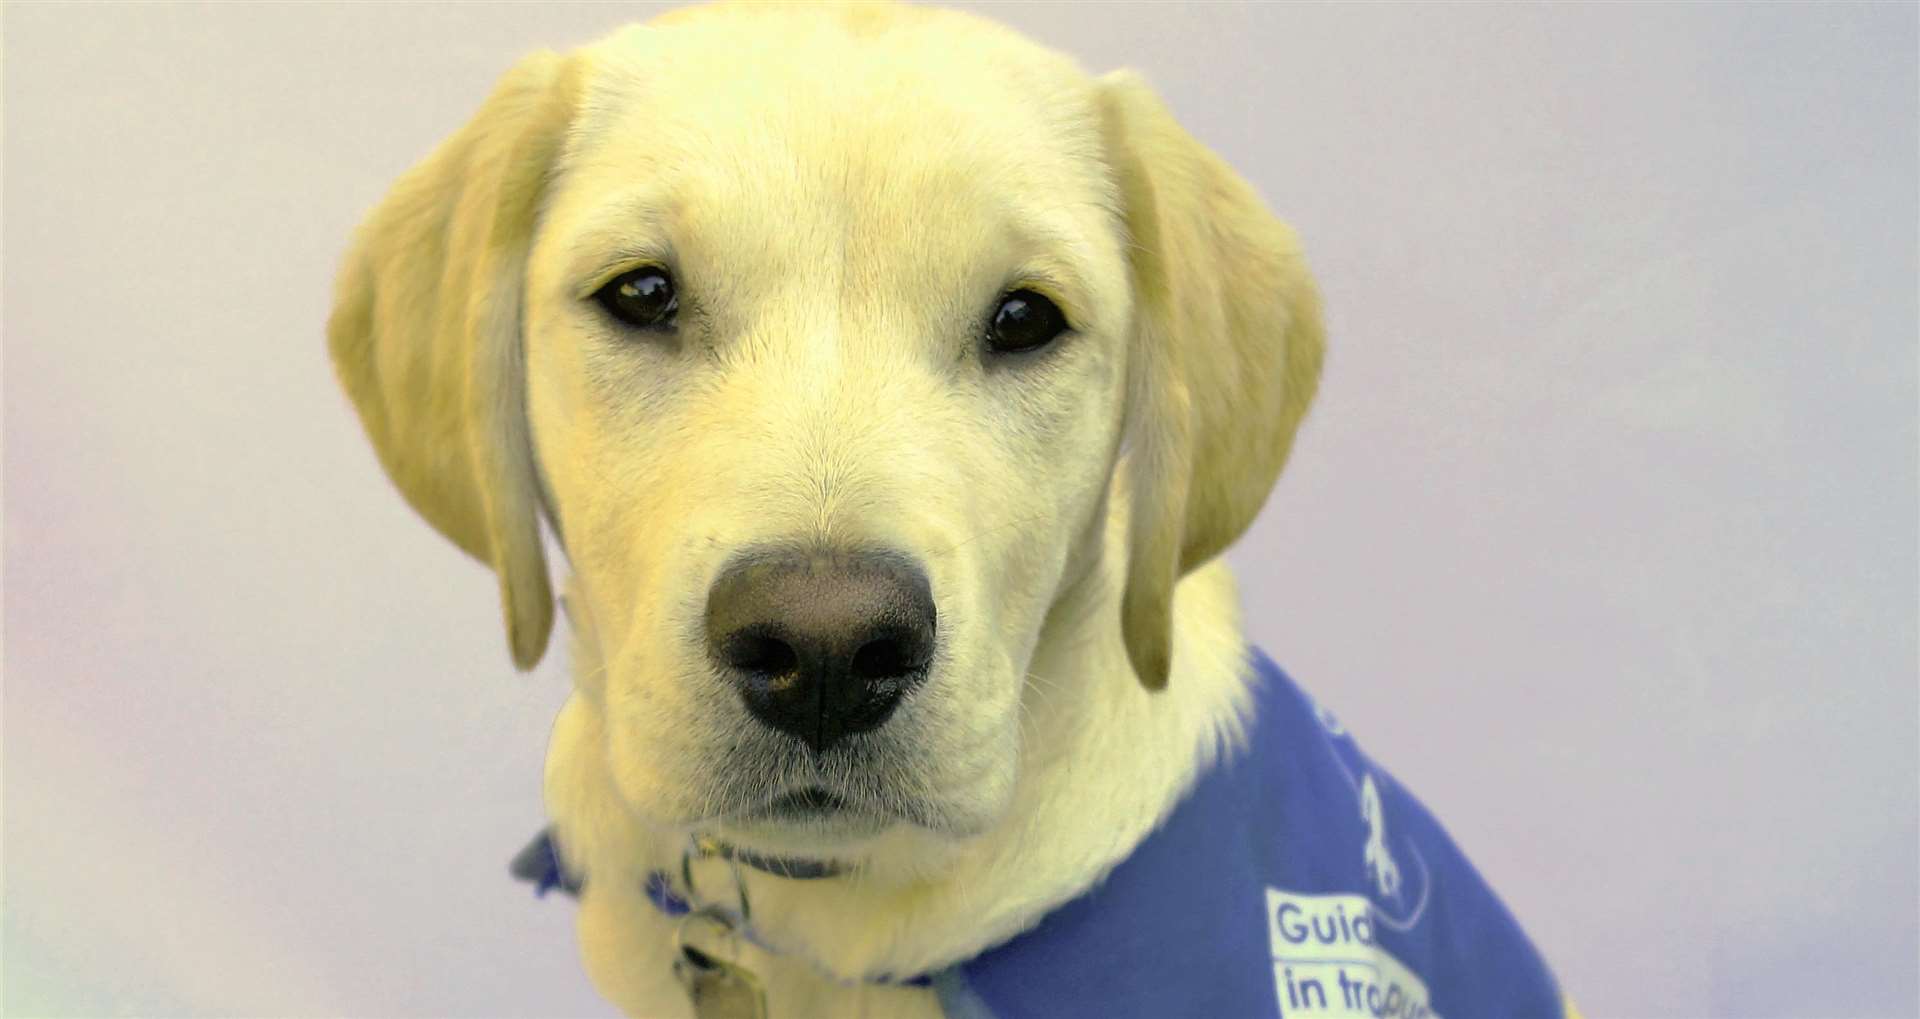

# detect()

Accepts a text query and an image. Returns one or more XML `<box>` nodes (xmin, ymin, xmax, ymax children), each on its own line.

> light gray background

<box><xmin>4</xmin><ymin>2</ymin><xmax>1915</xmax><ymax>1016</ymax></box>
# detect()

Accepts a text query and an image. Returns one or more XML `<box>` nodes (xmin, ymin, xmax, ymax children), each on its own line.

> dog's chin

<box><xmin>714</xmin><ymin>792</ymin><xmax>896</xmax><ymax>857</ymax></box>
<box><xmin>702</xmin><ymin>784</ymin><xmax>998</xmax><ymax>865</ymax></box>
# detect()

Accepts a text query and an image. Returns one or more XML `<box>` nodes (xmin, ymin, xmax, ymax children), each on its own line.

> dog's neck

<box><xmin>545</xmin><ymin>536</ymin><xmax>1255</xmax><ymax>984</ymax></box>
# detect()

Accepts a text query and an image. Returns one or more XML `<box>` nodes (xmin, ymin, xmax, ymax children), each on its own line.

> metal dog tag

<box><xmin>672</xmin><ymin>943</ymin><xmax>767</xmax><ymax>1019</ymax></box>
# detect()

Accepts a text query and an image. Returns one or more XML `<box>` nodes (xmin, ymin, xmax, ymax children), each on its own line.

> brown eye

<box><xmin>594</xmin><ymin>266</ymin><xmax>677</xmax><ymax>330</ymax></box>
<box><xmin>987</xmin><ymin>289</ymin><xmax>1069</xmax><ymax>353</ymax></box>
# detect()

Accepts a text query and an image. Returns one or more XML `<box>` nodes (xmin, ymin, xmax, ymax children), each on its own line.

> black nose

<box><xmin>705</xmin><ymin>547</ymin><xmax>935</xmax><ymax>753</ymax></box>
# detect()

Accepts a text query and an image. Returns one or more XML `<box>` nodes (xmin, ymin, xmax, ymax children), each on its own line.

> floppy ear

<box><xmin>1100</xmin><ymin>71</ymin><xmax>1326</xmax><ymax>690</ymax></box>
<box><xmin>327</xmin><ymin>52</ymin><xmax>580</xmax><ymax>670</ymax></box>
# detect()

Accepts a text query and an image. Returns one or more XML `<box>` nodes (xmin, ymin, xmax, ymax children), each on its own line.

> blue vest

<box><xmin>515</xmin><ymin>651</ymin><xmax>1566</xmax><ymax>1018</ymax></box>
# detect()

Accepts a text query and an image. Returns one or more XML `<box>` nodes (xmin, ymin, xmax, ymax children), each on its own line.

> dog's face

<box><xmin>526</xmin><ymin>12</ymin><xmax>1132</xmax><ymax>846</ymax></box>
<box><xmin>330</xmin><ymin>4</ymin><xmax>1321</xmax><ymax>863</ymax></box>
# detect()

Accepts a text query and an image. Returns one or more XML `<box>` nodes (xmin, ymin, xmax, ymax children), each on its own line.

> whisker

<box><xmin>1023</xmin><ymin>668</ymin><xmax>1064</xmax><ymax>696</ymax></box>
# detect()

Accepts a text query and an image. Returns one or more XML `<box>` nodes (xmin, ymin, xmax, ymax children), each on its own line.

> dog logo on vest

<box><xmin>1359</xmin><ymin>774</ymin><xmax>1402</xmax><ymax>901</ymax></box>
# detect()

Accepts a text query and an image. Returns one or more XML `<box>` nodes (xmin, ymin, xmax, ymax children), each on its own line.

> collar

<box><xmin>508</xmin><ymin>832</ymin><xmax>841</xmax><ymax>895</ymax></box>
<box><xmin>510</xmin><ymin>829</ymin><xmax>932</xmax><ymax>988</ymax></box>
<box><xmin>690</xmin><ymin>836</ymin><xmax>846</xmax><ymax>881</ymax></box>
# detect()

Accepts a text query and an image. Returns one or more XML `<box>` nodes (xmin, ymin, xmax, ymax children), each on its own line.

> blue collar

<box><xmin>509</xmin><ymin>832</ymin><xmax>932</xmax><ymax>988</ymax></box>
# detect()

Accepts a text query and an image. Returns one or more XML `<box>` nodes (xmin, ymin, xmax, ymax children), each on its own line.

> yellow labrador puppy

<box><xmin>330</xmin><ymin>5</ymin><xmax>1571</xmax><ymax>1017</ymax></box>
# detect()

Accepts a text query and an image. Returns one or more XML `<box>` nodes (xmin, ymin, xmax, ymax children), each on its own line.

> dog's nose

<box><xmin>705</xmin><ymin>547</ymin><xmax>935</xmax><ymax>753</ymax></box>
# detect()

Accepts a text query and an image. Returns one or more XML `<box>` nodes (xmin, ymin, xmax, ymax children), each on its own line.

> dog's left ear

<box><xmin>328</xmin><ymin>52</ymin><xmax>581</xmax><ymax>670</ymax></box>
<box><xmin>1100</xmin><ymin>71</ymin><xmax>1326</xmax><ymax>691</ymax></box>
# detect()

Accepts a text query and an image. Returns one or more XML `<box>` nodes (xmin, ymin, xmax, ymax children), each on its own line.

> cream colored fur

<box><xmin>328</xmin><ymin>5</ymin><xmax>1324</xmax><ymax>1016</ymax></box>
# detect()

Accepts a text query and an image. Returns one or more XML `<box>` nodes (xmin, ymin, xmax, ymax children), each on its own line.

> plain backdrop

<box><xmin>4</xmin><ymin>3</ymin><xmax>1915</xmax><ymax>1016</ymax></box>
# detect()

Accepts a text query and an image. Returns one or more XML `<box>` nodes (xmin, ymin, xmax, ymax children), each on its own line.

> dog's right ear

<box><xmin>327</xmin><ymin>52</ymin><xmax>580</xmax><ymax>670</ymax></box>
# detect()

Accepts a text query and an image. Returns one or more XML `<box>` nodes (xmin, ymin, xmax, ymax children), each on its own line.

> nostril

<box><xmin>856</xmin><ymin>633</ymin><xmax>906</xmax><ymax>683</ymax></box>
<box><xmin>849</xmin><ymin>631</ymin><xmax>929</xmax><ymax>682</ymax></box>
<box><xmin>723</xmin><ymin>630</ymin><xmax>798</xmax><ymax>678</ymax></box>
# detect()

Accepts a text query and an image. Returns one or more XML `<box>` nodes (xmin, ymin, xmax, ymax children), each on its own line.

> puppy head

<box><xmin>329</xmin><ymin>5</ymin><xmax>1321</xmax><ymax>862</ymax></box>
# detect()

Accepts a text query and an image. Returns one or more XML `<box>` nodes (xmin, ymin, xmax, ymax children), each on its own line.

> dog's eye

<box><xmin>593</xmin><ymin>266</ymin><xmax>678</xmax><ymax>331</ymax></box>
<box><xmin>987</xmin><ymin>290</ymin><xmax>1068</xmax><ymax>354</ymax></box>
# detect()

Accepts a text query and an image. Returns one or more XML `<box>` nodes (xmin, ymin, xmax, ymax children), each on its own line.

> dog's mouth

<box><xmin>715</xmin><ymin>785</ymin><xmax>894</xmax><ymax>858</ymax></box>
<box><xmin>701</xmin><ymin>778</ymin><xmax>983</xmax><ymax>882</ymax></box>
<box><xmin>749</xmin><ymin>786</ymin><xmax>849</xmax><ymax>822</ymax></box>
